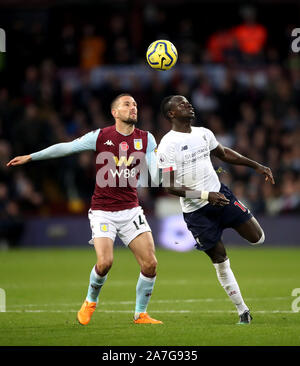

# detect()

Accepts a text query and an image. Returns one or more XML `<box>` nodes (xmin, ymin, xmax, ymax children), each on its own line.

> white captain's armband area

<box><xmin>185</xmin><ymin>190</ymin><xmax>200</xmax><ymax>199</ymax></box>
<box><xmin>184</xmin><ymin>190</ymin><xmax>209</xmax><ymax>199</ymax></box>
<box><xmin>200</xmin><ymin>191</ymin><xmax>209</xmax><ymax>200</ymax></box>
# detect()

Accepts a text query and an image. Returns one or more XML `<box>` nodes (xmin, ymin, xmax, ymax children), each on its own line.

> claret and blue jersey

<box><xmin>30</xmin><ymin>125</ymin><xmax>159</xmax><ymax>212</ymax></box>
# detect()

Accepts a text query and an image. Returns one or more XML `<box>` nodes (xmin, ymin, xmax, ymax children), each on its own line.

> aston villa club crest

<box><xmin>120</xmin><ymin>141</ymin><xmax>129</xmax><ymax>151</ymax></box>
<box><xmin>134</xmin><ymin>139</ymin><xmax>143</xmax><ymax>150</ymax></box>
<box><xmin>100</xmin><ymin>223</ymin><xmax>109</xmax><ymax>232</ymax></box>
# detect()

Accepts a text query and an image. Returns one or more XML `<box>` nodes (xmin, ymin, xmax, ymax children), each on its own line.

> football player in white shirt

<box><xmin>157</xmin><ymin>95</ymin><xmax>275</xmax><ymax>324</ymax></box>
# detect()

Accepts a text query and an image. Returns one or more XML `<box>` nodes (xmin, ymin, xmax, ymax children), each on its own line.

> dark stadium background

<box><xmin>0</xmin><ymin>0</ymin><xmax>299</xmax><ymax>250</ymax></box>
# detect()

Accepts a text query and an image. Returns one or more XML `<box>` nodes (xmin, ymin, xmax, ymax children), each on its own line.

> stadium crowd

<box><xmin>0</xmin><ymin>4</ymin><xmax>299</xmax><ymax>246</ymax></box>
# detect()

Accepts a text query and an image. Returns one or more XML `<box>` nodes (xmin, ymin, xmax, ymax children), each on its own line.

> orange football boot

<box><xmin>134</xmin><ymin>312</ymin><xmax>163</xmax><ymax>324</ymax></box>
<box><xmin>77</xmin><ymin>300</ymin><xmax>97</xmax><ymax>325</ymax></box>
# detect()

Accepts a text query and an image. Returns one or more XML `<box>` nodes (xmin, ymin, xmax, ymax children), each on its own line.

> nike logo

<box><xmin>160</xmin><ymin>57</ymin><xmax>166</xmax><ymax>69</ymax></box>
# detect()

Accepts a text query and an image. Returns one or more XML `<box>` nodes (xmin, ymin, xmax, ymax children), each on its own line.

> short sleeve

<box><xmin>157</xmin><ymin>139</ymin><xmax>177</xmax><ymax>172</ymax></box>
<box><xmin>204</xmin><ymin>128</ymin><xmax>219</xmax><ymax>151</ymax></box>
<box><xmin>71</xmin><ymin>128</ymin><xmax>100</xmax><ymax>152</ymax></box>
<box><xmin>146</xmin><ymin>132</ymin><xmax>157</xmax><ymax>153</ymax></box>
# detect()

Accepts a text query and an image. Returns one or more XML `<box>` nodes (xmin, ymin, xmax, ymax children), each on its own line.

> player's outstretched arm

<box><xmin>6</xmin><ymin>129</ymin><xmax>100</xmax><ymax>168</ymax></box>
<box><xmin>7</xmin><ymin>155</ymin><xmax>32</xmax><ymax>167</ymax></box>
<box><xmin>211</xmin><ymin>144</ymin><xmax>275</xmax><ymax>184</ymax></box>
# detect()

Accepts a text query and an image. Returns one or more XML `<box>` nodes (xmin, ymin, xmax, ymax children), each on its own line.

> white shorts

<box><xmin>88</xmin><ymin>206</ymin><xmax>151</xmax><ymax>247</ymax></box>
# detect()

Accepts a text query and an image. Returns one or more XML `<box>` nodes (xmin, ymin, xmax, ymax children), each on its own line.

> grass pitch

<box><xmin>0</xmin><ymin>246</ymin><xmax>299</xmax><ymax>346</ymax></box>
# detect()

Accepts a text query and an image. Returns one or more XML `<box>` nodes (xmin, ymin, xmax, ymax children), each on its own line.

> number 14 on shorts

<box><xmin>133</xmin><ymin>215</ymin><xmax>146</xmax><ymax>230</ymax></box>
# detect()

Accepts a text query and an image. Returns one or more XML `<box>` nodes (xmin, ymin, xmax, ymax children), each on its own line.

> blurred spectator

<box><xmin>28</xmin><ymin>21</ymin><xmax>48</xmax><ymax>65</ymax></box>
<box><xmin>106</xmin><ymin>15</ymin><xmax>133</xmax><ymax>64</ymax></box>
<box><xmin>279</xmin><ymin>171</ymin><xmax>300</xmax><ymax>213</ymax></box>
<box><xmin>232</xmin><ymin>6</ymin><xmax>267</xmax><ymax>65</ymax></box>
<box><xmin>176</xmin><ymin>19</ymin><xmax>197</xmax><ymax>64</ymax></box>
<box><xmin>207</xmin><ymin>114</ymin><xmax>234</xmax><ymax>148</ymax></box>
<box><xmin>206</xmin><ymin>6</ymin><xmax>267</xmax><ymax>67</ymax></box>
<box><xmin>13</xmin><ymin>171</ymin><xmax>43</xmax><ymax>213</ymax></box>
<box><xmin>216</xmin><ymin>72</ymin><xmax>241</xmax><ymax>128</ymax></box>
<box><xmin>191</xmin><ymin>77</ymin><xmax>219</xmax><ymax>114</ymax></box>
<box><xmin>207</xmin><ymin>28</ymin><xmax>239</xmax><ymax>64</ymax></box>
<box><xmin>79</xmin><ymin>24</ymin><xmax>106</xmax><ymax>70</ymax></box>
<box><xmin>12</xmin><ymin>103</ymin><xmax>54</xmax><ymax>155</ymax></box>
<box><xmin>0</xmin><ymin>182</ymin><xmax>24</xmax><ymax>248</ymax></box>
<box><xmin>72</xmin><ymin>151</ymin><xmax>95</xmax><ymax>203</ymax></box>
<box><xmin>58</xmin><ymin>24</ymin><xmax>79</xmax><ymax>67</ymax></box>
<box><xmin>22</xmin><ymin>66</ymin><xmax>40</xmax><ymax>104</ymax></box>
<box><xmin>283</xmin><ymin>106</ymin><xmax>300</xmax><ymax>132</ymax></box>
<box><xmin>143</xmin><ymin>5</ymin><xmax>168</xmax><ymax>42</ymax></box>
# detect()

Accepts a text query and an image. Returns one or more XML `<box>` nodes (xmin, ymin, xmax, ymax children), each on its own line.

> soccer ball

<box><xmin>146</xmin><ymin>40</ymin><xmax>178</xmax><ymax>71</ymax></box>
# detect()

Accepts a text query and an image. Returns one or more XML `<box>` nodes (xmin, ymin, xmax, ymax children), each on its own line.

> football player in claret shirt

<box><xmin>157</xmin><ymin>95</ymin><xmax>275</xmax><ymax>324</ymax></box>
<box><xmin>7</xmin><ymin>94</ymin><xmax>162</xmax><ymax>325</ymax></box>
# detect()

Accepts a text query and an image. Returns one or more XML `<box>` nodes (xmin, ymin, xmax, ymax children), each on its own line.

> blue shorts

<box><xmin>183</xmin><ymin>183</ymin><xmax>253</xmax><ymax>251</ymax></box>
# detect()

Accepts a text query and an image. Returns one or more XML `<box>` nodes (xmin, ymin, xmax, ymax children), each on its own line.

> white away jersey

<box><xmin>157</xmin><ymin>126</ymin><xmax>221</xmax><ymax>213</ymax></box>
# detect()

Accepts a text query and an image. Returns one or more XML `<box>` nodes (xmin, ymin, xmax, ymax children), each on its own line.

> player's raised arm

<box><xmin>7</xmin><ymin>129</ymin><xmax>100</xmax><ymax>168</ymax></box>
<box><xmin>211</xmin><ymin>144</ymin><xmax>275</xmax><ymax>184</ymax></box>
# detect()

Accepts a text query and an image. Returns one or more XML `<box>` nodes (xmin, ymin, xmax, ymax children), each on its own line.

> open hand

<box><xmin>255</xmin><ymin>164</ymin><xmax>275</xmax><ymax>184</ymax></box>
<box><xmin>208</xmin><ymin>192</ymin><xmax>230</xmax><ymax>207</ymax></box>
<box><xmin>6</xmin><ymin>155</ymin><xmax>32</xmax><ymax>167</ymax></box>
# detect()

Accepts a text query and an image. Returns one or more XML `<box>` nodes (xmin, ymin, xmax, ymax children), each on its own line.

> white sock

<box><xmin>213</xmin><ymin>258</ymin><xmax>248</xmax><ymax>315</ymax></box>
<box><xmin>134</xmin><ymin>272</ymin><xmax>156</xmax><ymax>319</ymax></box>
<box><xmin>86</xmin><ymin>265</ymin><xmax>107</xmax><ymax>303</ymax></box>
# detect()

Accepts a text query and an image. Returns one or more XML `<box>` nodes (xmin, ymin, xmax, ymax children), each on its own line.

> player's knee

<box><xmin>96</xmin><ymin>259</ymin><xmax>113</xmax><ymax>276</ymax></box>
<box><xmin>250</xmin><ymin>230</ymin><xmax>265</xmax><ymax>246</ymax></box>
<box><xmin>141</xmin><ymin>257</ymin><xmax>157</xmax><ymax>277</ymax></box>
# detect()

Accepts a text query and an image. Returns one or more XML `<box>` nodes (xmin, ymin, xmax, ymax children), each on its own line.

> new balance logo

<box><xmin>104</xmin><ymin>140</ymin><xmax>114</xmax><ymax>146</ymax></box>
